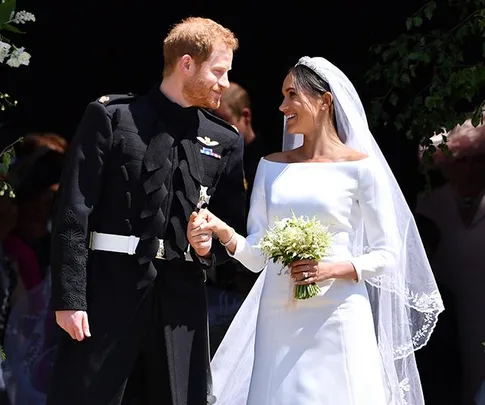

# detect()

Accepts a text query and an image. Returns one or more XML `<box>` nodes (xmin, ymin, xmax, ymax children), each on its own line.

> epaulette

<box><xmin>96</xmin><ymin>93</ymin><xmax>137</xmax><ymax>106</ymax></box>
<box><xmin>200</xmin><ymin>108</ymin><xmax>239</xmax><ymax>135</ymax></box>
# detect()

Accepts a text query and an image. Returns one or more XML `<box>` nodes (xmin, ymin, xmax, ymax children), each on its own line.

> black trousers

<box><xmin>46</xmin><ymin>260</ymin><xmax>209</xmax><ymax>405</ymax></box>
<box><xmin>120</xmin><ymin>277</ymin><xmax>173</xmax><ymax>405</ymax></box>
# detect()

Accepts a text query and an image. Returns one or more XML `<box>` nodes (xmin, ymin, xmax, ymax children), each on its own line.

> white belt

<box><xmin>89</xmin><ymin>231</ymin><xmax>192</xmax><ymax>261</ymax></box>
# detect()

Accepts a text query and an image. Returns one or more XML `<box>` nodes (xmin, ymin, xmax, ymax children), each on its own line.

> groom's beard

<box><xmin>183</xmin><ymin>76</ymin><xmax>221</xmax><ymax>110</ymax></box>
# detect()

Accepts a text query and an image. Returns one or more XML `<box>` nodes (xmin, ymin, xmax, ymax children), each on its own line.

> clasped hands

<box><xmin>187</xmin><ymin>208</ymin><xmax>226</xmax><ymax>257</ymax></box>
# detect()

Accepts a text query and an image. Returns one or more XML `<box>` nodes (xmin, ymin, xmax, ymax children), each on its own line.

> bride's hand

<box><xmin>290</xmin><ymin>260</ymin><xmax>358</xmax><ymax>284</ymax></box>
<box><xmin>197</xmin><ymin>209</ymin><xmax>237</xmax><ymax>251</ymax></box>
<box><xmin>290</xmin><ymin>260</ymin><xmax>332</xmax><ymax>284</ymax></box>
<box><xmin>197</xmin><ymin>209</ymin><xmax>228</xmax><ymax>237</ymax></box>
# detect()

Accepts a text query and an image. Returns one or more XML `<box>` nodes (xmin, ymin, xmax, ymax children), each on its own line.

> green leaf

<box><xmin>0</xmin><ymin>22</ymin><xmax>24</xmax><ymax>34</ymax></box>
<box><xmin>406</xmin><ymin>18</ymin><xmax>413</xmax><ymax>31</ymax></box>
<box><xmin>0</xmin><ymin>137</ymin><xmax>22</xmax><ymax>176</ymax></box>
<box><xmin>424</xmin><ymin>1</ymin><xmax>437</xmax><ymax>20</ymax></box>
<box><xmin>0</xmin><ymin>150</ymin><xmax>12</xmax><ymax>174</ymax></box>
<box><xmin>389</xmin><ymin>92</ymin><xmax>399</xmax><ymax>106</ymax></box>
<box><xmin>0</xmin><ymin>0</ymin><xmax>15</xmax><ymax>26</ymax></box>
<box><xmin>471</xmin><ymin>102</ymin><xmax>484</xmax><ymax>126</ymax></box>
<box><xmin>413</xmin><ymin>16</ymin><xmax>423</xmax><ymax>27</ymax></box>
<box><xmin>395</xmin><ymin>117</ymin><xmax>404</xmax><ymax>131</ymax></box>
<box><xmin>382</xmin><ymin>49</ymin><xmax>392</xmax><ymax>62</ymax></box>
<box><xmin>409</xmin><ymin>64</ymin><xmax>417</xmax><ymax>77</ymax></box>
<box><xmin>372</xmin><ymin>45</ymin><xmax>382</xmax><ymax>54</ymax></box>
<box><xmin>421</xmin><ymin>137</ymin><xmax>433</xmax><ymax>146</ymax></box>
<box><xmin>456</xmin><ymin>24</ymin><xmax>469</xmax><ymax>41</ymax></box>
<box><xmin>0</xmin><ymin>161</ymin><xmax>8</xmax><ymax>175</ymax></box>
<box><xmin>408</xmin><ymin>52</ymin><xmax>422</xmax><ymax>61</ymax></box>
<box><xmin>424</xmin><ymin>96</ymin><xmax>436</xmax><ymax>108</ymax></box>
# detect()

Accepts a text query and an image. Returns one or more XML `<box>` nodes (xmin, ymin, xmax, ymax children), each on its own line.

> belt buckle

<box><xmin>89</xmin><ymin>231</ymin><xmax>95</xmax><ymax>250</ymax></box>
<box><xmin>155</xmin><ymin>239</ymin><xmax>165</xmax><ymax>259</ymax></box>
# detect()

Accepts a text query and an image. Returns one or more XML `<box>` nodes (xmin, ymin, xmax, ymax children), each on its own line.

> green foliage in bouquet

<box><xmin>257</xmin><ymin>211</ymin><xmax>332</xmax><ymax>300</ymax></box>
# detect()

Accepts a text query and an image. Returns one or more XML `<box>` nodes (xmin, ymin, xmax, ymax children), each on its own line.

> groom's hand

<box><xmin>187</xmin><ymin>211</ymin><xmax>212</xmax><ymax>257</ymax></box>
<box><xmin>55</xmin><ymin>310</ymin><xmax>91</xmax><ymax>341</ymax></box>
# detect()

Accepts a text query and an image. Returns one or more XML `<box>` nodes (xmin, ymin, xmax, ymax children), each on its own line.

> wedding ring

<box><xmin>303</xmin><ymin>271</ymin><xmax>309</xmax><ymax>280</ymax></box>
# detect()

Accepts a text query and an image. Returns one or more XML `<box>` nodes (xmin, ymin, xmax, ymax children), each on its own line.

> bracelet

<box><xmin>219</xmin><ymin>227</ymin><xmax>235</xmax><ymax>247</ymax></box>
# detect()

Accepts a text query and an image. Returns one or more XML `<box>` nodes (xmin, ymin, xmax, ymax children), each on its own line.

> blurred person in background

<box><xmin>416</xmin><ymin>109</ymin><xmax>485</xmax><ymax>405</ymax></box>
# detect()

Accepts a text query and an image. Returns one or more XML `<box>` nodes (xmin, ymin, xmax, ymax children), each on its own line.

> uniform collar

<box><xmin>148</xmin><ymin>84</ymin><xmax>199</xmax><ymax>127</ymax></box>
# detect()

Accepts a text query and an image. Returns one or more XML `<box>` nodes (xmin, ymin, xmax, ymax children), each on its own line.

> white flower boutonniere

<box><xmin>197</xmin><ymin>185</ymin><xmax>211</xmax><ymax>211</ymax></box>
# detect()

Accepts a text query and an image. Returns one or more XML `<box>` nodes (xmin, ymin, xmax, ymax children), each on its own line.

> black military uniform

<box><xmin>46</xmin><ymin>85</ymin><xmax>246</xmax><ymax>405</ymax></box>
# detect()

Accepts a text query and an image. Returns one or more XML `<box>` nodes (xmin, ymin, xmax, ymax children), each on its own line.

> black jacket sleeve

<box><xmin>50</xmin><ymin>101</ymin><xmax>114</xmax><ymax>311</ymax></box>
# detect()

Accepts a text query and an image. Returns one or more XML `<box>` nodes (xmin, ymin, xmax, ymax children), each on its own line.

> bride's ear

<box><xmin>321</xmin><ymin>91</ymin><xmax>333</xmax><ymax>110</ymax></box>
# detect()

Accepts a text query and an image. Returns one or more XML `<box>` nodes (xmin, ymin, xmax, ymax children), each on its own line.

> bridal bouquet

<box><xmin>257</xmin><ymin>211</ymin><xmax>332</xmax><ymax>299</ymax></box>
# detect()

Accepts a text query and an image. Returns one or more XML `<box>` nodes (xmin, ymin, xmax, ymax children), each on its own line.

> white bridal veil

<box><xmin>211</xmin><ymin>56</ymin><xmax>444</xmax><ymax>405</ymax></box>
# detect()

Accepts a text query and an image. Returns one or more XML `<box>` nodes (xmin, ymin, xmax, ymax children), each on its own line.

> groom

<box><xmin>47</xmin><ymin>17</ymin><xmax>246</xmax><ymax>405</ymax></box>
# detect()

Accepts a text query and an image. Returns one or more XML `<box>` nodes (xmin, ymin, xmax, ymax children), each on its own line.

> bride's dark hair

<box><xmin>289</xmin><ymin>64</ymin><xmax>331</xmax><ymax>96</ymax></box>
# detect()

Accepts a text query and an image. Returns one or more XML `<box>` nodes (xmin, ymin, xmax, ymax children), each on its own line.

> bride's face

<box><xmin>279</xmin><ymin>73</ymin><xmax>323</xmax><ymax>135</ymax></box>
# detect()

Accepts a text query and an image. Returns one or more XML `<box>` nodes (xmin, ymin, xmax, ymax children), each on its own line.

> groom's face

<box><xmin>182</xmin><ymin>42</ymin><xmax>233</xmax><ymax>109</ymax></box>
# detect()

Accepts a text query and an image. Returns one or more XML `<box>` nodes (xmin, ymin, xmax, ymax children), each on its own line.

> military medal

<box><xmin>200</xmin><ymin>147</ymin><xmax>221</xmax><ymax>159</ymax></box>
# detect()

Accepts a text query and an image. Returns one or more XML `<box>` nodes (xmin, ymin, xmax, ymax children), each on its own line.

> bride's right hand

<box><xmin>197</xmin><ymin>209</ymin><xmax>234</xmax><ymax>243</ymax></box>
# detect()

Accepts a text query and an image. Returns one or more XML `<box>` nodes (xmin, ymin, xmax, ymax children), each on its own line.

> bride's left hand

<box><xmin>290</xmin><ymin>260</ymin><xmax>358</xmax><ymax>283</ymax></box>
<box><xmin>290</xmin><ymin>260</ymin><xmax>333</xmax><ymax>285</ymax></box>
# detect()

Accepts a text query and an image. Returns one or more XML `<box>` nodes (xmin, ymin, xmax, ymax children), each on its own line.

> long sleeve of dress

<box><xmin>351</xmin><ymin>159</ymin><xmax>399</xmax><ymax>282</ymax></box>
<box><xmin>50</xmin><ymin>102</ymin><xmax>113</xmax><ymax>311</ymax></box>
<box><xmin>228</xmin><ymin>159</ymin><xmax>268</xmax><ymax>273</ymax></box>
<box><xmin>202</xmin><ymin>133</ymin><xmax>247</xmax><ymax>267</ymax></box>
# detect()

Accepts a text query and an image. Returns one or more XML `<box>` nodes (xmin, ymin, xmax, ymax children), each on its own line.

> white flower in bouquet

<box><xmin>0</xmin><ymin>41</ymin><xmax>11</xmax><ymax>63</ymax></box>
<box><xmin>6</xmin><ymin>46</ymin><xmax>30</xmax><ymax>67</ymax></box>
<box><xmin>257</xmin><ymin>211</ymin><xmax>333</xmax><ymax>299</ymax></box>
<box><xmin>10</xmin><ymin>10</ymin><xmax>36</xmax><ymax>24</ymax></box>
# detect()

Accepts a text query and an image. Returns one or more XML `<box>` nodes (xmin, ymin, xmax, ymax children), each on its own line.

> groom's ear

<box><xmin>180</xmin><ymin>54</ymin><xmax>194</xmax><ymax>74</ymax></box>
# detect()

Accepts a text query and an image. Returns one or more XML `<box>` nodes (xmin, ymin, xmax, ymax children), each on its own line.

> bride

<box><xmin>188</xmin><ymin>56</ymin><xmax>444</xmax><ymax>405</ymax></box>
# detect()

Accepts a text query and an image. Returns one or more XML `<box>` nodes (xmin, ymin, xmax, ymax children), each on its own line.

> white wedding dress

<box><xmin>212</xmin><ymin>156</ymin><xmax>396</xmax><ymax>405</ymax></box>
